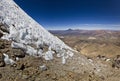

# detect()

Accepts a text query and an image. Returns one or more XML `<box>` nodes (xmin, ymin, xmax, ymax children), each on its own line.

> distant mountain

<box><xmin>49</xmin><ymin>29</ymin><xmax>120</xmax><ymax>38</ymax></box>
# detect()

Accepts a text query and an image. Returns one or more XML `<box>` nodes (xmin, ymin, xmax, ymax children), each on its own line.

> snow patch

<box><xmin>62</xmin><ymin>56</ymin><xmax>66</xmax><ymax>64</ymax></box>
<box><xmin>3</xmin><ymin>53</ymin><xmax>15</xmax><ymax>65</ymax></box>
<box><xmin>16</xmin><ymin>57</ymin><xmax>19</xmax><ymax>61</ymax></box>
<box><xmin>43</xmin><ymin>50</ymin><xmax>55</xmax><ymax>60</ymax></box>
<box><xmin>11</xmin><ymin>42</ymin><xmax>26</xmax><ymax>49</ymax></box>
<box><xmin>88</xmin><ymin>37</ymin><xmax>96</xmax><ymax>40</ymax></box>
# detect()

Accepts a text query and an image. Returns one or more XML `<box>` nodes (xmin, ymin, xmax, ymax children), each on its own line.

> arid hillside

<box><xmin>50</xmin><ymin>29</ymin><xmax>120</xmax><ymax>58</ymax></box>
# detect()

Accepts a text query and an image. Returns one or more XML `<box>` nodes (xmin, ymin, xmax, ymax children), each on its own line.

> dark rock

<box><xmin>0</xmin><ymin>73</ymin><xmax>2</xmax><ymax>79</ymax></box>
<box><xmin>40</xmin><ymin>44</ymin><xmax>49</xmax><ymax>53</ymax></box>
<box><xmin>12</xmin><ymin>49</ymin><xmax>25</xmax><ymax>58</ymax></box>
<box><xmin>0</xmin><ymin>25</ymin><xmax>9</xmax><ymax>33</ymax></box>
<box><xmin>114</xmin><ymin>60</ymin><xmax>120</xmax><ymax>68</ymax></box>
<box><xmin>0</xmin><ymin>31</ymin><xmax>3</xmax><ymax>38</ymax></box>
<box><xmin>0</xmin><ymin>61</ymin><xmax>5</xmax><ymax>67</ymax></box>
<box><xmin>112</xmin><ymin>55</ymin><xmax>120</xmax><ymax>68</ymax></box>
<box><xmin>116</xmin><ymin>55</ymin><xmax>120</xmax><ymax>59</ymax></box>
<box><xmin>0</xmin><ymin>53</ymin><xmax>5</xmax><ymax>67</ymax></box>
<box><xmin>16</xmin><ymin>63</ymin><xmax>25</xmax><ymax>70</ymax></box>
<box><xmin>0</xmin><ymin>42</ymin><xmax>5</xmax><ymax>49</ymax></box>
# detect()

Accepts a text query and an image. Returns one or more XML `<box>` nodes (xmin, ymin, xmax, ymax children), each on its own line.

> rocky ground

<box><xmin>0</xmin><ymin>39</ymin><xmax>94</xmax><ymax>81</ymax></box>
<box><xmin>0</xmin><ymin>38</ymin><xmax>120</xmax><ymax>81</ymax></box>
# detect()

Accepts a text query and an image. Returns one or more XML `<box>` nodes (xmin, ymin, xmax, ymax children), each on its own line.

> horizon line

<box><xmin>48</xmin><ymin>28</ymin><xmax>120</xmax><ymax>31</ymax></box>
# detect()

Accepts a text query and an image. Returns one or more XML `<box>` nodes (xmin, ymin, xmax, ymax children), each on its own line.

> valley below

<box><xmin>49</xmin><ymin>29</ymin><xmax>120</xmax><ymax>81</ymax></box>
<box><xmin>50</xmin><ymin>29</ymin><xmax>120</xmax><ymax>58</ymax></box>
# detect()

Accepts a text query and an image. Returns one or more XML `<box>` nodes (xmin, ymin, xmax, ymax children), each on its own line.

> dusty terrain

<box><xmin>0</xmin><ymin>39</ymin><xmax>112</xmax><ymax>81</ymax></box>
<box><xmin>50</xmin><ymin>29</ymin><xmax>120</xmax><ymax>58</ymax></box>
<box><xmin>50</xmin><ymin>29</ymin><xmax>120</xmax><ymax>81</ymax></box>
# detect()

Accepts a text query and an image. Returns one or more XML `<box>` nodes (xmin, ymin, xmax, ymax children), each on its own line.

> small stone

<box><xmin>40</xmin><ymin>65</ymin><xmax>47</xmax><ymax>71</ymax></box>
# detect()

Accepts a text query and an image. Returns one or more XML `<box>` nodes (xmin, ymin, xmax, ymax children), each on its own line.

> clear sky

<box><xmin>14</xmin><ymin>0</ymin><xmax>120</xmax><ymax>30</ymax></box>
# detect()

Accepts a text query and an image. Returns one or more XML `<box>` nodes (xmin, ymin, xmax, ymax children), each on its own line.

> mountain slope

<box><xmin>0</xmin><ymin>0</ymin><xmax>74</xmax><ymax>64</ymax></box>
<box><xmin>0</xmin><ymin>0</ymin><xmax>114</xmax><ymax>81</ymax></box>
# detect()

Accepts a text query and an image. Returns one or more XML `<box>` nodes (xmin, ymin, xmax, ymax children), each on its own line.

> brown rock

<box><xmin>12</xmin><ymin>49</ymin><xmax>25</xmax><ymax>58</ymax></box>
<box><xmin>16</xmin><ymin>62</ymin><xmax>25</xmax><ymax>70</ymax></box>
<box><xmin>112</xmin><ymin>55</ymin><xmax>120</xmax><ymax>68</ymax></box>
<box><xmin>0</xmin><ymin>25</ymin><xmax>9</xmax><ymax>33</ymax></box>
<box><xmin>0</xmin><ymin>41</ymin><xmax>5</xmax><ymax>49</ymax></box>
<box><xmin>1</xmin><ymin>48</ymin><xmax>10</xmax><ymax>54</ymax></box>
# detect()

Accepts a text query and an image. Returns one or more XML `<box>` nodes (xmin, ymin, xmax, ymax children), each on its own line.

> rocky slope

<box><xmin>0</xmin><ymin>0</ymin><xmax>118</xmax><ymax>81</ymax></box>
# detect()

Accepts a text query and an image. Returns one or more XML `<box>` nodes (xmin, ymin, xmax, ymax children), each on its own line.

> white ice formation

<box><xmin>0</xmin><ymin>0</ymin><xmax>74</xmax><ymax>64</ymax></box>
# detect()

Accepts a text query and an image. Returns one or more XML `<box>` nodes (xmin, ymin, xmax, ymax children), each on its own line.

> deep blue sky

<box><xmin>14</xmin><ymin>0</ymin><xmax>120</xmax><ymax>30</ymax></box>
